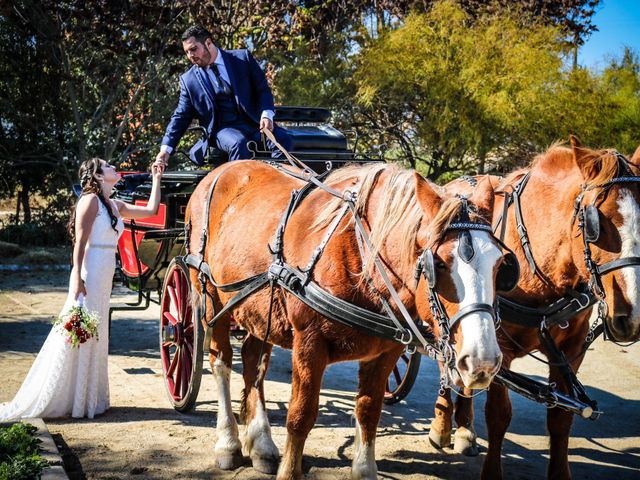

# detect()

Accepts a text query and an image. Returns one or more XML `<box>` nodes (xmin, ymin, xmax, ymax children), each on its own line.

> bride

<box><xmin>1</xmin><ymin>158</ymin><xmax>162</xmax><ymax>420</ymax></box>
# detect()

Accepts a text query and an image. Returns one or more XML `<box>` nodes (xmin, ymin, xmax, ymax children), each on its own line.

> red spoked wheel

<box><xmin>160</xmin><ymin>257</ymin><xmax>204</xmax><ymax>412</ymax></box>
<box><xmin>383</xmin><ymin>351</ymin><xmax>421</xmax><ymax>405</ymax></box>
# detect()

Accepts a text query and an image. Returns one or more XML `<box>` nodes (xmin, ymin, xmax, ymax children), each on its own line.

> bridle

<box><xmin>414</xmin><ymin>197</ymin><xmax>519</xmax><ymax>392</ymax></box>
<box><xmin>572</xmin><ymin>152</ymin><xmax>640</xmax><ymax>301</ymax></box>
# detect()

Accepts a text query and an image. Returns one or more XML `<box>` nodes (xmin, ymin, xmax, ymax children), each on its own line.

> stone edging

<box><xmin>0</xmin><ymin>418</ymin><xmax>69</xmax><ymax>479</ymax></box>
<box><xmin>0</xmin><ymin>264</ymin><xmax>70</xmax><ymax>271</ymax></box>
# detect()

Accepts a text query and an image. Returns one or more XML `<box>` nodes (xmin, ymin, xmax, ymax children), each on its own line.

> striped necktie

<box><xmin>210</xmin><ymin>63</ymin><xmax>232</xmax><ymax>96</ymax></box>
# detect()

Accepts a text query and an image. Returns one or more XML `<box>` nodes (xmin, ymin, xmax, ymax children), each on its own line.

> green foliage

<box><xmin>0</xmin><ymin>423</ymin><xmax>49</xmax><ymax>480</ymax></box>
<box><xmin>354</xmin><ymin>0</ymin><xmax>567</xmax><ymax>177</ymax></box>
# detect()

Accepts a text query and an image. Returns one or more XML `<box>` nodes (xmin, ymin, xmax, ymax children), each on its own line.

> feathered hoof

<box><xmin>428</xmin><ymin>428</ymin><xmax>452</xmax><ymax>449</ymax></box>
<box><xmin>454</xmin><ymin>427</ymin><xmax>479</xmax><ymax>456</ymax></box>
<box><xmin>251</xmin><ymin>454</ymin><xmax>279</xmax><ymax>475</ymax></box>
<box><xmin>215</xmin><ymin>450</ymin><xmax>244</xmax><ymax>470</ymax></box>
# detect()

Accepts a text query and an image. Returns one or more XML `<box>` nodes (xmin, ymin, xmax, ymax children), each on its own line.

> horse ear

<box><xmin>470</xmin><ymin>176</ymin><xmax>495</xmax><ymax>221</ymax></box>
<box><xmin>414</xmin><ymin>172</ymin><xmax>441</xmax><ymax>220</ymax></box>
<box><xmin>570</xmin><ymin>135</ymin><xmax>582</xmax><ymax>149</ymax></box>
<box><xmin>570</xmin><ymin>135</ymin><xmax>598</xmax><ymax>180</ymax></box>
<box><xmin>630</xmin><ymin>144</ymin><xmax>640</xmax><ymax>169</ymax></box>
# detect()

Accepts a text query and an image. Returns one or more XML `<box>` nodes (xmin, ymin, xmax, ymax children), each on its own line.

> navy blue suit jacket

<box><xmin>161</xmin><ymin>49</ymin><xmax>275</xmax><ymax>164</ymax></box>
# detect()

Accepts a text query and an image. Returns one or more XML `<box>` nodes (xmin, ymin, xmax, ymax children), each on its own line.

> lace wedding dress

<box><xmin>0</xmin><ymin>199</ymin><xmax>123</xmax><ymax>420</ymax></box>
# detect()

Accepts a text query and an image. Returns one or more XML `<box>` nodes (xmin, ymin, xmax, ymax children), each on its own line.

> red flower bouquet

<box><xmin>53</xmin><ymin>305</ymin><xmax>99</xmax><ymax>348</ymax></box>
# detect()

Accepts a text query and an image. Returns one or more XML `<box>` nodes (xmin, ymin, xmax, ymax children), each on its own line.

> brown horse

<box><xmin>434</xmin><ymin>137</ymin><xmax>640</xmax><ymax>479</ymax></box>
<box><xmin>185</xmin><ymin>160</ymin><xmax>512</xmax><ymax>479</ymax></box>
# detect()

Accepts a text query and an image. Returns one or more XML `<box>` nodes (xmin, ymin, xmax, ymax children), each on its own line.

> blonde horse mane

<box><xmin>311</xmin><ymin>163</ymin><xmax>484</xmax><ymax>279</ymax></box>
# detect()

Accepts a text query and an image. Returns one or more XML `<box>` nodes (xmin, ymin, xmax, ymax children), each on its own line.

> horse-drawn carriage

<box><xmin>108</xmin><ymin>106</ymin><xmax>640</xmax><ymax>478</ymax></box>
<box><xmin>111</xmin><ymin>106</ymin><xmax>421</xmax><ymax>410</ymax></box>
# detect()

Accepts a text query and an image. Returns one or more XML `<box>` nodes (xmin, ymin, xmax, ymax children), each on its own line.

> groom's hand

<box><xmin>260</xmin><ymin>117</ymin><xmax>273</xmax><ymax>132</ymax></box>
<box><xmin>154</xmin><ymin>150</ymin><xmax>169</xmax><ymax>171</ymax></box>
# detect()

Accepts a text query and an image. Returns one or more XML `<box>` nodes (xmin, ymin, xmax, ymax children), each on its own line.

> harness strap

<box><xmin>269</xmin><ymin>261</ymin><xmax>434</xmax><ymax>347</ymax></box>
<box><xmin>597</xmin><ymin>256</ymin><xmax>640</xmax><ymax>275</ymax></box>
<box><xmin>498</xmin><ymin>190</ymin><xmax>510</xmax><ymax>242</ymax></box>
<box><xmin>350</xmin><ymin>208</ymin><xmax>432</xmax><ymax>348</ymax></box>
<box><xmin>354</xmin><ymin>227</ymin><xmax>415</xmax><ymax>346</ymax></box>
<box><xmin>303</xmin><ymin>200</ymin><xmax>351</xmax><ymax>277</ymax></box>
<box><xmin>537</xmin><ymin>325</ymin><xmax>598</xmax><ymax>412</ymax></box>
<box><xmin>497</xmin><ymin>289</ymin><xmax>595</xmax><ymax>329</ymax></box>
<box><xmin>449</xmin><ymin>303</ymin><xmax>495</xmax><ymax>328</ymax></box>
<box><xmin>204</xmin><ymin>272</ymin><xmax>271</xmax><ymax>328</ymax></box>
<box><xmin>511</xmin><ymin>173</ymin><xmax>541</xmax><ymax>276</ymax></box>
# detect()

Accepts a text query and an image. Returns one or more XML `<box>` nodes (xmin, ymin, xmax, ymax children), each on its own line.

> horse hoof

<box><xmin>251</xmin><ymin>455</ymin><xmax>279</xmax><ymax>475</ymax></box>
<box><xmin>454</xmin><ymin>428</ymin><xmax>479</xmax><ymax>456</ymax></box>
<box><xmin>428</xmin><ymin>428</ymin><xmax>451</xmax><ymax>449</ymax></box>
<box><xmin>215</xmin><ymin>450</ymin><xmax>244</xmax><ymax>470</ymax></box>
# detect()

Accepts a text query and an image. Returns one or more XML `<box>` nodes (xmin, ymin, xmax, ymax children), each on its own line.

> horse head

<box><xmin>570</xmin><ymin>136</ymin><xmax>640</xmax><ymax>342</ymax></box>
<box><xmin>413</xmin><ymin>175</ymin><xmax>515</xmax><ymax>389</ymax></box>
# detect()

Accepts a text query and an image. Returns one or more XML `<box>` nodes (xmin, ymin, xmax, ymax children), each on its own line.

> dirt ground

<box><xmin>1</xmin><ymin>270</ymin><xmax>639</xmax><ymax>479</ymax></box>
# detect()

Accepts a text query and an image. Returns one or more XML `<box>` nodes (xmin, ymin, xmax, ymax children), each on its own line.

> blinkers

<box><xmin>583</xmin><ymin>205</ymin><xmax>600</xmax><ymax>243</ymax></box>
<box><xmin>415</xmin><ymin>235</ymin><xmax>520</xmax><ymax>292</ymax></box>
<box><xmin>496</xmin><ymin>252</ymin><xmax>520</xmax><ymax>292</ymax></box>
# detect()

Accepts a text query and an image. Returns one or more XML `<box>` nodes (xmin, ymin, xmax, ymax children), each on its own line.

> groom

<box><xmin>155</xmin><ymin>25</ymin><xmax>291</xmax><ymax>167</ymax></box>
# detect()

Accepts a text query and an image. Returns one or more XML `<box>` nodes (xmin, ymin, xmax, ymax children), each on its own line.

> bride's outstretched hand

<box><xmin>152</xmin><ymin>163</ymin><xmax>164</xmax><ymax>181</ymax></box>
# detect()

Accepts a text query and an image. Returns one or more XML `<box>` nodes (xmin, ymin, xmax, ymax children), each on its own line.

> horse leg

<box><xmin>240</xmin><ymin>333</ymin><xmax>279</xmax><ymax>474</ymax></box>
<box><xmin>352</xmin><ymin>350</ymin><xmax>400</xmax><ymax>479</ymax></box>
<box><xmin>481</xmin><ymin>381</ymin><xmax>512</xmax><ymax>480</ymax></box>
<box><xmin>453</xmin><ymin>389</ymin><xmax>479</xmax><ymax>456</ymax></box>
<box><xmin>428</xmin><ymin>362</ymin><xmax>453</xmax><ymax>449</ymax></box>
<box><xmin>208</xmin><ymin>312</ymin><xmax>244</xmax><ymax>470</ymax></box>
<box><xmin>277</xmin><ymin>331</ymin><xmax>328</xmax><ymax>480</ymax></box>
<box><xmin>546</xmin><ymin>362</ymin><xmax>581</xmax><ymax>480</ymax></box>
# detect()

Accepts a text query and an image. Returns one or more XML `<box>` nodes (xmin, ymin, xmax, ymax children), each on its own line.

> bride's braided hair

<box><xmin>68</xmin><ymin>158</ymin><xmax>119</xmax><ymax>246</ymax></box>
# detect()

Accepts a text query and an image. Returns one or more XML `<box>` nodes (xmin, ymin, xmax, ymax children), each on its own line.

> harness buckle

<box><xmin>394</xmin><ymin>329</ymin><xmax>413</xmax><ymax>345</ymax></box>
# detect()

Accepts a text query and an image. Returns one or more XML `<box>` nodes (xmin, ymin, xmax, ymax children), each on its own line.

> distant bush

<box><xmin>13</xmin><ymin>249</ymin><xmax>61</xmax><ymax>265</ymax></box>
<box><xmin>0</xmin><ymin>192</ymin><xmax>72</xmax><ymax>247</ymax></box>
<box><xmin>0</xmin><ymin>241</ymin><xmax>24</xmax><ymax>259</ymax></box>
<box><xmin>0</xmin><ymin>221</ymin><xmax>69</xmax><ymax>247</ymax></box>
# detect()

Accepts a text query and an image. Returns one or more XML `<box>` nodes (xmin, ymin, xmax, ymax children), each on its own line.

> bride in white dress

<box><xmin>0</xmin><ymin>158</ymin><xmax>162</xmax><ymax>420</ymax></box>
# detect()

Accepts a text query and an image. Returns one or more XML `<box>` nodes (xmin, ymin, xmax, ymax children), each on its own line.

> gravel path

<box><xmin>1</xmin><ymin>271</ymin><xmax>639</xmax><ymax>479</ymax></box>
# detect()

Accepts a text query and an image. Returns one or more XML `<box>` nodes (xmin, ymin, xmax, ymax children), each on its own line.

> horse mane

<box><xmin>530</xmin><ymin>142</ymin><xmax>623</xmax><ymax>187</ymax></box>
<box><xmin>312</xmin><ymin>162</ymin><xmax>484</xmax><ymax>279</ymax></box>
<box><xmin>312</xmin><ymin>163</ymin><xmax>422</xmax><ymax>274</ymax></box>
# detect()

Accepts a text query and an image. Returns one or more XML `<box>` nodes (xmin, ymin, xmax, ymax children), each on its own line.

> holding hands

<box><xmin>154</xmin><ymin>150</ymin><xmax>169</xmax><ymax>172</ymax></box>
<box><xmin>151</xmin><ymin>162</ymin><xmax>164</xmax><ymax>182</ymax></box>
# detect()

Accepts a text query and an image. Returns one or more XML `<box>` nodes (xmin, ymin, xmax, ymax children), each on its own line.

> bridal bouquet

<box><xmin>53</xmin><ymin>304</ymin><xmax>99</xmax><ymax>348</ymax></box>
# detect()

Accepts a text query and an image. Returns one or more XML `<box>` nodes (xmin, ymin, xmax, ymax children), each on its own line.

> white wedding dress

<box><xmin>0</xmin><ymin>199</ymin><xmax>123</xmax><ymax>420</ymax></box>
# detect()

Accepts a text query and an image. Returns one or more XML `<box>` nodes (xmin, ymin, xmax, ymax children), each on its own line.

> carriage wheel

<box><xmin>383</xmin><ymin>351</ymin><xmax>422</xmax><ymax>405</ymax></box>
<box><xmin>160</xmin><ymin>257</ymin><xmax>204</xmax><ymax>412</ymax></box>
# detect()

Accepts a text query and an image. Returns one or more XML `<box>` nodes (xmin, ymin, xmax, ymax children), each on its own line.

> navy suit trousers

<box><xmin>215</xmin><ymin>123</ymin><xmax>292</xmax><ymax>160</ymax></box>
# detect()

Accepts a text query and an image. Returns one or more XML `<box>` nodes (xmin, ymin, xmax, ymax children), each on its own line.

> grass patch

<box><xmin>0</xmin><ymin>241</ymin><xmax>24</xmax><ymax>259</ymax></box>
<box><xmin>0</xmin><ymin>423</ymin><xmax>49</xmax><ymax>480</ymax></box>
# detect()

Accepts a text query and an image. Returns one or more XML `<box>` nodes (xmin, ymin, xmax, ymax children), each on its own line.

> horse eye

<box><xmin>435</xmin><ymin>260</ymin><xmax>447</xmax><ymax>270</ymax></box>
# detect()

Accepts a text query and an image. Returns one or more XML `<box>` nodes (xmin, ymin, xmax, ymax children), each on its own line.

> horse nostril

<box><xmin>613</xmin><ymin>315</ymin><xmax>629</xmax><ymax>335</ymax></box>
<box><xmin>456</xmin><ymin>354</ymin><xmax>472</xmax><ymax>374</ymax></box>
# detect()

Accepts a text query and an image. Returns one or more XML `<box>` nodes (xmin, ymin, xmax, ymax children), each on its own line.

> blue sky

<box><xmin>579</xmin><ymin>0</ymin><xmax>640</xmax><ymax>68</ymax></box>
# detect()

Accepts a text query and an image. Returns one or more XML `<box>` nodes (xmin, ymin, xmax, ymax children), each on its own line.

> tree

<box><xmin>353</xmin><ymin>0</ymin><xmax>565</xmax><ymax>179</ymax></box>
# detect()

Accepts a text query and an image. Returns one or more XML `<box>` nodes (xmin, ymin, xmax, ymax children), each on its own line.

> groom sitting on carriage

<box><xmin>155</xmin><ymin>25</ymin><xmax>292</xmax><ymax>167</ymax></box>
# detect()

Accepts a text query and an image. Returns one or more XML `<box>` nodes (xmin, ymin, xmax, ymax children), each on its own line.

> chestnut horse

<box><xmin>185</xmin><ymin>160</ymin><xmax>512</xmax><ymax>479</ymax></box>
<box><xmin>434</xmin><ymin>138</ymin><xmax>640</xmax><ymax>479</ymax></box>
